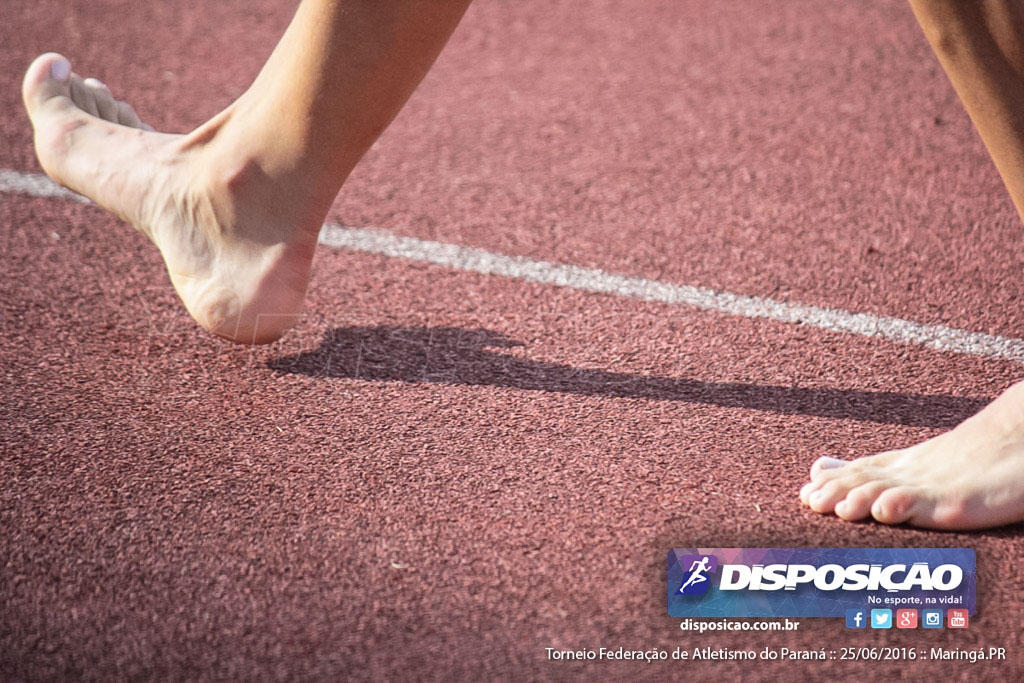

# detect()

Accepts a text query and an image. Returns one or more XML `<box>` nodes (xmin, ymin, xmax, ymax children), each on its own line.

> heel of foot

<box><xmin>175</xmin><ymin>275</ymin><xmax>300</xmax><ymax>345</ymax></box>
<box><xmin>191</xmin><ymin>281</ymin><xmax>244</xmax><ymax>340</ymax></box>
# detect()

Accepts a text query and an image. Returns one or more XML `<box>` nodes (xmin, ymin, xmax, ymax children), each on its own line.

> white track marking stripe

<box><xmin>0</xmin><ymin>169</ymin><xmax>89</xmax><ymax>203</ymax></box>
<box><xmin>318</xmin><ymin>225</ymin><xmax>1024</xmax><ymax>362</ymax></box>
<box><xmin>4</xmin><ymin>167</ymin><xmax>1024</xmax><ymax>363</ymax></box>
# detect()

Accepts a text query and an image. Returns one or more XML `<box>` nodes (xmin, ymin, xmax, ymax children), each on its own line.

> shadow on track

<box><xmin>269</xmin><ymin>326</ymin><xmax>987</xmax><ymax>427</ymax></box>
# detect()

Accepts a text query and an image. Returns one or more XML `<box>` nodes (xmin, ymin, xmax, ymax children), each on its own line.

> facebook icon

<box><xmin>845</xmin><ymin>609</ymin><xmax>866</xmax><ymax>629</ymax></box>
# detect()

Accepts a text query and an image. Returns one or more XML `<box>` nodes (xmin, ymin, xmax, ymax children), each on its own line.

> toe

<box><xmin>810</xmin><ymin>456</ymin><xmax>847</xmax><ymax>477</ymax></box>
<box><xmin>70</xmin><ymin>75</ymin><xmax>100</xmax><ymax>118</ymax></box>
<box><xmin>22</xmin><ymin>53</ymin><xmax>73</xmax><ymax>115</ymax></box>
<box><xmin>808</xmin><ymin>479</ymin><xmax>855</xmax><ymax>514</ymax></box>
<box><xmin>834</xmin><ymin>481</ymin><xmax>890</xmax><ymax>521</ymax></box>
<box><xmin>116</xmin><ymin>100</ymin><xmax>147</xmax><ymax>129</ymax></box>
<box><xmin>799</xmin><ymin>480</ymin><xmax>818</xmax><ymax>506</ymax></box>
<box><xmin>83</xmin><ymin>78</ymin><xmax>119</xmax><ymax>122</ymax></box>
<box><xmin>870</xmin><ymin>487</ymin><xmax>924</xmax><ymax>526</ymax></box>
<box><xmin>800</xmin><ymin>461</ymin><xmax>854</xmax><ymax>506</ymax></box>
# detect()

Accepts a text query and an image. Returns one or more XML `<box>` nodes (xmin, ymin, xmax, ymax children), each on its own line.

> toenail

<box><xmin>51</xmin><ymin>58</ymin><xmax>71</xmax><ymax>82</ymax></box>
<box><xmin>818</xmin><ymin>457</ymin><xmax>846</xmax><ymax>469</ymax></box>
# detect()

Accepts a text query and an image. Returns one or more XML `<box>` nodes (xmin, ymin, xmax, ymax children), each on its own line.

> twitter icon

<box><xmin>870</xmin><ymin>609</ymin><xmax>892</xmax><ymax>629</ymax></box>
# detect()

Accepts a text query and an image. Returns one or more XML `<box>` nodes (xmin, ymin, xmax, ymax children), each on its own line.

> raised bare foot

<box><xmin>800</xmin><ymin>380</ymin><xmax>1024</xmax><ymax>529</ymax></box>
<box><xmin>22</xmin><ymin>53</ymin><xmax>324</xmax><ymax>344</ymax></box>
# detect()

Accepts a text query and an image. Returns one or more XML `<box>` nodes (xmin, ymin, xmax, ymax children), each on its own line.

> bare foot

<box><xmin>800</xmin><ymin>380</ymin><xmax>1024</xmax><ymax>529</ymax></box>
<box><xmin>22</xmin><ymin>53</ymin><xmax>324</xmax><ymax>344</ymax></box>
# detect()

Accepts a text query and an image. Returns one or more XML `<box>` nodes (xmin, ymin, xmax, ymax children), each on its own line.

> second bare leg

<box><xmin>801</xmin><ymin>1</ymin><xmax>1024</xmax><ymax>530</ymax></box>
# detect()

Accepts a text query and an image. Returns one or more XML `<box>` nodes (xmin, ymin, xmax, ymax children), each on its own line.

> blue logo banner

<box><xmin>667</xmin><ymin>548</ymin><xmax>976</xmax><ymax>618</ymax></box>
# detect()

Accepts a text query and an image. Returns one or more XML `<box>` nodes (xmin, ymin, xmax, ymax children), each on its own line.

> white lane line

<box><xmin>5</xmin><ymin>167</ymin><xmax>1024</xmax><ymax>363</ymax></box>
<box><xmin>0</xmin><ymin>168</ymin><xmax>89</xmax><ymax>203</ymax></box>
<box><xmin>319</xmin><ymin>226</ymin><xmax>1024</xmax><ymax>362</ymax></box>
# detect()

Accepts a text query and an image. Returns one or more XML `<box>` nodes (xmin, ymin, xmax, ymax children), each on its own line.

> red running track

<box><xmin>2</xmin><ymin>0</ymin><xmax>1023</xmax><ymax>679</ymax></box>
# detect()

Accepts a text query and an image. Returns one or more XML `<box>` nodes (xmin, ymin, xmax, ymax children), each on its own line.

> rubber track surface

<box><xmin>2</xmin><ymin>1</ymin><xmax>1022</xmax><ymax>679</ymax></box>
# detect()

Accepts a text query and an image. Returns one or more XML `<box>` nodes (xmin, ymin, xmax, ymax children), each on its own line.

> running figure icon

<box><xmin>678</xmin><ymin>557</ymin><xmax>712</xmax><ymax>593</ymax></box>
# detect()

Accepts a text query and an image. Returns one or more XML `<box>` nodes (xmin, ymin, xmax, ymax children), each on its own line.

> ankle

<box><xmin>185</xmin><ymin>103</ymin><xmax>351</xmax><ymax>240</ymax></box>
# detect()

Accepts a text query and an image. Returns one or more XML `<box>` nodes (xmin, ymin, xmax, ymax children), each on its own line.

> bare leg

<box><xmin>801</xmin><ymin>0</ymin><xmax>1024</xmax><ymax>529</ymax></box>
<box><xmin>22</xmin><ymin>0</ymin><xmax>471</xmax><ymax>343</ymax></box>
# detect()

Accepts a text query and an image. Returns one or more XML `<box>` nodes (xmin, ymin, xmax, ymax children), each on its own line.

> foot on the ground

<box><xmin>22</xmin><ymin>52</ymin><xmax>323</xmax><ymax>344</ymax></box>
<box><xmin>800</xmin><ymin>380</ymin><xmax>1024</xmax><ymax>530</ymax></box>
